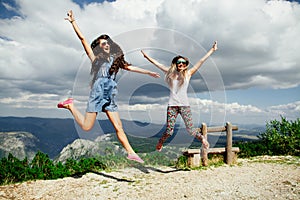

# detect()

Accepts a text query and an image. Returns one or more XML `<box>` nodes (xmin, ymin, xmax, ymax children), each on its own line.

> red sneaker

<box><xmin>57</xmin><ymin>98</ymin><xmax>73</xmax><ymax>108</ymax></box>
<box><xmin>156</xmin><ymin>142</ymin><xmax>163</xmax><ymax>152</ymax></box>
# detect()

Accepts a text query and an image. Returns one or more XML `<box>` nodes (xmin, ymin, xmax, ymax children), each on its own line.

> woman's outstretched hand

<box><xmin>212</xmin><ymin>41</ymin><xmax>218</xmax><ymax>51</ymax></box>
<box><xmin>64</xmin><ymin>10</ymin><xmax>75</xmax><ymax>23</ymax></box>
<box><xmin>148</xmin><ymin>71</ymin><xmax>160</xmax><ymax>78</ymax></box>
<box><xmin>141</xmin><ymin>50</ymin><xmax>147</xmax><ymax>58</ymax></box>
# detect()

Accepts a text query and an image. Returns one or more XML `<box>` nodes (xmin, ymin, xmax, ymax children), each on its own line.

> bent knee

<box><xmin>82</xmin><ymin>125</ymin><xmax>93</xmax><ymax>132</ymax></box>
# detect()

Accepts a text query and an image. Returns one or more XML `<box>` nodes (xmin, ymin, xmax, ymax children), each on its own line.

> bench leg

<box><xmin>187</xmin><ymin>154</ymin><xmax>201</xmax><ymax>168</ymax></box>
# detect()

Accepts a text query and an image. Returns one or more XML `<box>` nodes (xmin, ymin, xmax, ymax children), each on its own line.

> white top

<box><xmin>168</xmin><ymin>71</ymin><xmax>191</xmax><ymax>106</ymax></box>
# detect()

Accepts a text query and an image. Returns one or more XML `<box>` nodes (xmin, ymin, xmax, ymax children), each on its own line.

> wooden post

<box><xmin>201</xmin><ymin>123</ymin><xmax>208</xmax><ymax>166</ymax></box>
<box><xmin>226</xmin><ymin>122</ymin><xmax>233</xmax><ymax>164</ymax></box>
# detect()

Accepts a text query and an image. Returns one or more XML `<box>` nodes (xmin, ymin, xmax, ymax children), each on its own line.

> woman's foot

<box><xmin>57</xmin><ymin>98</ymin><xmax>73</xmax><ymax>109</ymax></box>
<box><xmin>195</xmin><ymin>134</ymin><xmax>210</xmax><ymax>150</ymax></box>
<box><xmin>202</xmin><ymin>138</ymin><xmax>210</xmax><ymax>150</ymax></box>
<box><xmin>156</xmin><ymin>142</ymin><xmax>163</xmax><ymax>152</ymax></box>
<box><xmin>127</xmin><ymin>154</ymin><xmax>144</xmax><ymax>163</ymax></box>
<box><xmin>156</xmin><ymin>133</ymin><xmax>170</xmax><ymax>152</ymax></box>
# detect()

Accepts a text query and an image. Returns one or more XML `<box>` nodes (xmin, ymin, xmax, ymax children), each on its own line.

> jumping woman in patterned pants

<box><xmin>141</xmin><ymin>41</ymin><xmax>217</xmax><ymax>151</ymax></box>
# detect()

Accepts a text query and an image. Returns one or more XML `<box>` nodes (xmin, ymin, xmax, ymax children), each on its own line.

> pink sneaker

<box><xmin>127</xmin><ymin>154</ymin><xmax>144</xmax><ymax>163</ymax></box>
<box><xmin>57</xmin><ymin>98</ymin><xmax>73</xmax><ymax>108</ymax></box>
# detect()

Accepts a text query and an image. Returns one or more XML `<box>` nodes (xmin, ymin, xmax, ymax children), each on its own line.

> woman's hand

<box><xmin>212</xmin><ymin>41</ymin><xmax>218</xmax><ymax>51</ymax></box>
<box><xmin>141</xmin><ymin>50</ymin><xmax>147</xmax><ymax>58</ymax></box>
<box><xmin>65</xmin><ymin>10</ymin><xmax>75</xmax><ymax>23</ymax></box>
<box><xmin>148</xmin><ymin>71</ymin><xmax>160</xmax><ymax>78</ymax></box>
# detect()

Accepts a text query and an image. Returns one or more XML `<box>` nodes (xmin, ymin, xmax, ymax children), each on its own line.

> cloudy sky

<box><xmin>0</xmin><ymin>0</ymin><xmax>299</xmax><ymax>126</ymax></box>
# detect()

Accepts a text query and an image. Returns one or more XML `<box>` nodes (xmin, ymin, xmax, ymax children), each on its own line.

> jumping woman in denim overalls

<box><xmin>58</xmin><ymin>10</ymin><xmax>160</xmax><ymax>163</ymax></box>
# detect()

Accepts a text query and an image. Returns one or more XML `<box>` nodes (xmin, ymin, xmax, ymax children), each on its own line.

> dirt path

<box><xmin>0</xmin><ymin>156</ymin><xmax>299</xmax><ymax>200</ymax></box>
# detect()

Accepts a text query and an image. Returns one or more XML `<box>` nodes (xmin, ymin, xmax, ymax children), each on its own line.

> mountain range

<box><xmin>0</xmin><ymin>117</ymin><xmax>265</xmax><ymax>161</ymax></box>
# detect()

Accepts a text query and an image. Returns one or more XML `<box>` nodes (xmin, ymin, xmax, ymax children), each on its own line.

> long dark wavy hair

<box><xmin>90</xmin><ymin>34</ymin><xmax>130</xmax><ymax>85</ymax></box>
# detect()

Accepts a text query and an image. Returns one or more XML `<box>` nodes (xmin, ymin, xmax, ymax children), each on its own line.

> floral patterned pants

<box><xmin>165</xmin><ymin>106</ymin><xmax>198</xmax><ymax>136</ymax></box>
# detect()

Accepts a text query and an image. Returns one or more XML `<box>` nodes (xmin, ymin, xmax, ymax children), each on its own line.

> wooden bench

<box><xmin>183</xmin><ymin>149</ymin><xmax>201</xmax><ymax>168</ymax></box>
<box><xmin>182</xmin><ymin>147</ymin><xmax>240</xmax><ymax>168</ymax></box>
<box><xmin>182</xmin><ymin>122</ymin><xmax>239</xmax><ymax>167</ymax></box>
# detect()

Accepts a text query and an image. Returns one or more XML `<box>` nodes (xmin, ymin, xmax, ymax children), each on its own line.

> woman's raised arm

<box><xmin>141</xmin><ymin>50</ymin><xmax>169</xmax><ymax>73</ymax></box>
<box><xmin>189</xmin><ymin>41</ymin><xmax>218</xmax><ymax>76</ymax></box>
<box><xmin>65</xmin><ymin>10</ymin><xmax>95</xmax><ymax>62</ymax></box>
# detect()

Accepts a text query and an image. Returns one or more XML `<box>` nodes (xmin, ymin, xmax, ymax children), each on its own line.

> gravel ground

<box><xmin>0</xmin><ymin>156</ymin><xmax>299</xmax><ymax>200</ymax></box>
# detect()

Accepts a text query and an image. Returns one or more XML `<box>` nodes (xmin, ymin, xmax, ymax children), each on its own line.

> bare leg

<box><xmin>106</xmin><ymin>111</ymin><xmax>144</xmax><ymax>163</ymax></box>
<box><xmin>105</xmin><ymin>111</ymin><xmax>135</xmax><ymax>154</ymax></box>
<box><xmin>59</xmin><ymin>100</ymin><xmax>143</xmax><ymax>163</ymax></box>
<box><xmin>62</xmin><ymin>102</ymin><xmax>97</xmax><ymax>131</ymax></box>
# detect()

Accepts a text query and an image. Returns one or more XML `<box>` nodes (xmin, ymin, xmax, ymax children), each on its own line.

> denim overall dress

<box><xmin>86</xmin><ymin>56</ymin><xmax>118</xmax><ymax>112</ymax></box>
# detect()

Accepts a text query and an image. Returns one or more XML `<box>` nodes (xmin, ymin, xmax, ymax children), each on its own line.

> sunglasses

<box><xmin>100</xmin><ymin>41</ymin><xmax>109</xmax><ymax>46</ymax></box>
<box><xmin>176</xmin><ymin>60</ymin><xmax>187</xmax><ymax>65</ymax></box>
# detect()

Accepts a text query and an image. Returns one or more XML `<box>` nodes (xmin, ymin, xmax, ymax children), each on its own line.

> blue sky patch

<box><xmin>0</xmin><ymin>0</ymin><xmax>20</xmax><ymax>19</ymax></box>
<box><xmin>72</xmin><ymin>0</ymin><xmax>115</xmax><ymax>8</ymax></box>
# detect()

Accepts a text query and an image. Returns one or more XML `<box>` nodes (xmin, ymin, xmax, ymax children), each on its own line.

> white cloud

<box><xmin>268</xmin><ymin>101</ymin><xmax>300</xmax><ymax>117</ymax></box>
<box><xmin>0</xmin><ymin>0</ymin><xmax>299</xmax><ymax>124</ymax></box>
<box><xmin>117</xmin><ymin>97</ymin><xmax>299</xmax><ymax>125</ymax></box>
<box><xmin>0</xmin><ymin>92</ymin><xmax>59</xmax><ymax>109</ymax></box>
<box><xmin>155</xmin><ymin>0</ymin><xmax>300</xmax><ymax>90</ymax></box>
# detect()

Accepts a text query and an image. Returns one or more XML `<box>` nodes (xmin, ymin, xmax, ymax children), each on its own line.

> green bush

<box><xmin>0</xmin><ymin>151</ymin><xmax>107</xmax><ymax>185</ymax></box>
<box><xmin>175</xmin><ymin>155</ymin><xmax>188</xmax><ymax>168</ymax></box>
<box><xmin>259</xmin><ymin>116</ymin><xmax>299</xmax><ymax>155</ymax></box>
<box><xmin>235</xmin><ymin>141</ymin><xmax>267</xmax><ymax>157</ymax></box>
<box><xmin>0</xmin><ymin>151</ymin><xmax>175</xmax><ymax>185</ymax></box>
<box><xmin>236</xmin><ymin>117</ymin><xmax>300</xmax><ymax>157</ymax></box>
<box><xmin>0</xmin><ymin>153</ymin><xmax>30</xmax><ymax>184</ymax></box>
